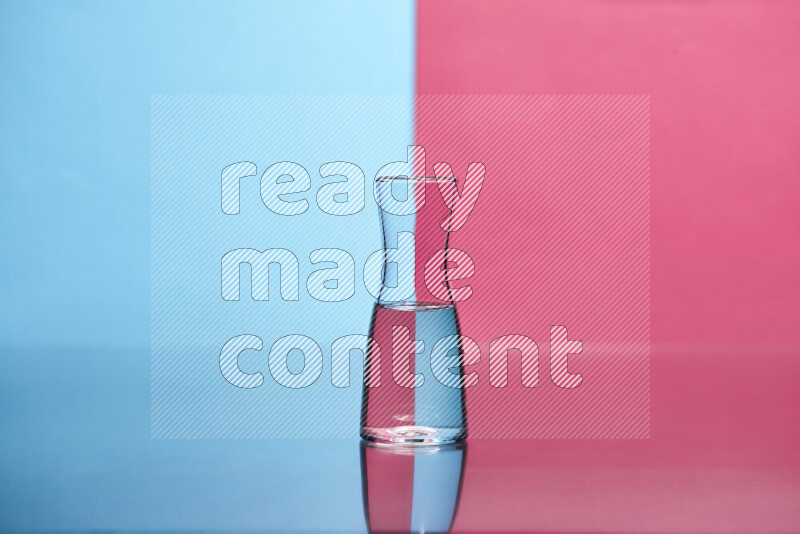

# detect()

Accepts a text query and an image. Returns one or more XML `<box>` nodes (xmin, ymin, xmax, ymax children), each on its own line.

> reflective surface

<box><xmin>2</xmin><ymin>347</ymin><xmax>799</xmax><ymax>533</ymax></box>
<box><xmin>361</xmin><ymin>441</ymin><xmax>465</xmax><ymax>533</ymax></box>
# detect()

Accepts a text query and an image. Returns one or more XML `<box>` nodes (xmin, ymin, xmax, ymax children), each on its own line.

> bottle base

<box><xmin>361</xmin><ymin>425</ymin><xmax>466</xmax><ymax>445</ymax></box>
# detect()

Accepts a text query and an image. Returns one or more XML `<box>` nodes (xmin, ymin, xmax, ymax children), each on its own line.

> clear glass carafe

<box><xmin>360</xmin><ymin>176</ymin><xmax>468</xmax><ymax>445</ymax></box>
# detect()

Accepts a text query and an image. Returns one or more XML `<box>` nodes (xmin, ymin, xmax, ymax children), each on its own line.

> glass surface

<box><xmin>361</xmin><ymin>176</ymin><xmax>468</xmax><ymax>445</ymax></box>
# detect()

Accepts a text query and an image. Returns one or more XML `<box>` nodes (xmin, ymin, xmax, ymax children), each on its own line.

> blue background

<box><xmin>0</xmin><ymin>1</ymin><xmax>414</xmax><ymax>530</ymax></box>
<box><xmin>150</xmin><ymin>95</ymin><xmax>413</xmax><ymax>439</ymax></box>
<box><xmin>0</xmin><ymin>0</ymin><xmax>414</xmax><ymax>348</ymax></box>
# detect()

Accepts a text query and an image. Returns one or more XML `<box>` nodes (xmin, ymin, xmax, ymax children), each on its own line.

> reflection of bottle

<box><xmin>360</xmin><ymin>441</ymin><xmax>467</xmax><ymax>534</ymax></box>
<box><xmin>360</xmin><ymin>176</ymin><xmax>467</xmax><ymax>444</ymax></box>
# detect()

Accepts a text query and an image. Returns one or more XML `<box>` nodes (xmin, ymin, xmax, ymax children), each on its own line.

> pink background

<box><xmin>415</xmin><ymin>0</ymin><xmax>800</xmax><ymax>531</ymax></box>
<box><xmin>416</xmin><ymin>94</ymin><xmax>651</xmax><ymax>439</ymax></box>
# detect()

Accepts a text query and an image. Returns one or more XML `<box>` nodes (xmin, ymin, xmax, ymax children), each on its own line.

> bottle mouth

<box><xmin>375</xmin><ymin>175</ymin><xmax>457</xmax><ymax>183</ymax></box>
<box><xmin>376</xmin><ymin>301</ymin><xmax>454</xmax><ymax>311</ymax></box>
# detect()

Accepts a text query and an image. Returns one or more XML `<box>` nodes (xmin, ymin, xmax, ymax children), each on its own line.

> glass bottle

<box><xmin>360</xmin><ymin>175</ymin><xmax>468</xmax><ymax>445</ymax></box>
